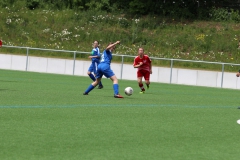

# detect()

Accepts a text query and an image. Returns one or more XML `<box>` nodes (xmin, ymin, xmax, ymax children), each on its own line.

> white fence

<box><xmin>1</xmin><ymin>45</ymin><xmax>240</xmax><ymax>89</ymax></box>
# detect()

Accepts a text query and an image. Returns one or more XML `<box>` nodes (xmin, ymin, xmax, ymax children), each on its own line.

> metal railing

<box><xmin>1</xmin><ymin>45</ymin><xmax>240</xmax><ymax>88</ymax></box>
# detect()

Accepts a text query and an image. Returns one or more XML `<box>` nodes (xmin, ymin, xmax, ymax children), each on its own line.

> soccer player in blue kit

<box><xmin>83</xmin><ymin>41</ymin><xmax>123</xmax><ymax>98</ymax></box>
<box><xmin>87</xmin><ymin>40</ymin><xmax>103</xmax><ymax>89</ymax></box>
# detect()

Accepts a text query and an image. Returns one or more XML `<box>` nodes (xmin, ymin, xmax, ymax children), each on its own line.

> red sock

<box><xmin>139</xmin><ymin>83</ymin><xmax>145</xmax><ymax>91</ymax></box>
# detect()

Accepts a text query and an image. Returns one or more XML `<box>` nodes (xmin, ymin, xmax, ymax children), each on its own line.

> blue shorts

<box><xmin>95</xmin><ymin>63</ymin><xmax>115</xmax><ymax>78</ymax></box>
<box><xmin>88</xmin><ymin>62</ymin><xmax>99</xmax><ymax>74</ymax></box>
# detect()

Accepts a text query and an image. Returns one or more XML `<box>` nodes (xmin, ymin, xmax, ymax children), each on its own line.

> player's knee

<box><xmin>112</xmin><ymin>77</ymin><xmax>118</xmax><ymax>84</ymax></box>
<box><xmin>110</xmin><ymin>75</ymin><xmax>118</xmax><ymax>84</ymax></box>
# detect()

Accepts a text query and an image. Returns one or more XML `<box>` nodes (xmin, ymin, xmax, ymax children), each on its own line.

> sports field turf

<box><xmin>0</xmin><ymin>69</ymin><xmax>240</xmax><ymax>160</ymax></box>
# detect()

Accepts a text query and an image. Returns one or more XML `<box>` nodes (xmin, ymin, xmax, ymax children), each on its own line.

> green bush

<box><xmin>210</xmin><ymin>7</ymin><xmax>240</xmax><ymax>22</ymax></box>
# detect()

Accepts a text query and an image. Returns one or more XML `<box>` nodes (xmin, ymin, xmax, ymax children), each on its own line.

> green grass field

<box><xmin>0</xmin><ymin>69</ymin><xmax>240</xmax><ymax>160</ymax></box>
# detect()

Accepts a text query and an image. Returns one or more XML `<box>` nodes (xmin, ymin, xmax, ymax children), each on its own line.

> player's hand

<box><xmin>236</xmin><ymin>72</ymin><xmax>240</xmax><ymax>77</ymax></box>
<box><xmin>139</xmin><ymin>62</ymin><xmax>143</xmax><ymax>66</ymax></box>
<box><xmin>150</xmin><ymin>70</ymin><xmax>152</xmax><ymax>74</ymax></box>
<box><xmin>88</xmin><ymin>56</ymin><xmax>92</xmax><ymax>59</ymax></box>
<box><xmin>115</xmin><ymin>41</ymin><xmax>120</xmax><ymax>45</ymax></box>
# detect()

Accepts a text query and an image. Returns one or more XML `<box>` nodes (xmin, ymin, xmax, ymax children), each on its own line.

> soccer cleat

<box><xmin>83</xmin><ymin>92</ymin><xmax>88</xmax><ymax>95</ymax></box>
<box><xmin>97</xmin><ymin>85</ymin><xmax>103</xmax><ymax>89</ymax></box>
<box><xmin>140</xmin><ymin>88</ymin><xmax>145</xmax><ymax>93</ymax></box>
<box><xmin>114</xmin><ymin>94</ymin><xmax>124</xmax><ymax>98</ymax></box>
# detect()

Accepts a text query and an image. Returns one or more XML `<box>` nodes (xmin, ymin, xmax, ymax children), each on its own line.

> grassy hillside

<box><xmin>1</xmin><ymin>5</ymin><xmax>240</xmax><ymax>71</ymax></box>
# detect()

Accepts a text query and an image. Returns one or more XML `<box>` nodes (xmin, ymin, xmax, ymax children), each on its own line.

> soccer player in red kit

<box><xmin>133</xmin><ymin>47</ymin><xmax>152</xmax><ymax>93</ymax></box>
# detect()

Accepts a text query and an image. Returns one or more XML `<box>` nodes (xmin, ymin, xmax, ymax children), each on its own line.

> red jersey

<box><xmin>133</xmin><ymin>55</ymin><xmax>151</xmax><ymax>72</ymax></box>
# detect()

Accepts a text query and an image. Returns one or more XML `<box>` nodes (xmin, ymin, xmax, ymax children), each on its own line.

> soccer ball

<box><xmin>124</xmin><ymin>87</ymin><xmax>133</xmax><ymax>96</ymax></box>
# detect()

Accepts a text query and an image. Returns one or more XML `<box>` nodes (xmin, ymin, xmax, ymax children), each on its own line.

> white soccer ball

<box><xmin>124</xmin><ymin>87</ymin><xmax>133</xmax><ymax>96</ymax></box>
<box><xmin>237</xmin><ymin>119</ymin><xmax>240</xmax><ymax>124</ymax></box>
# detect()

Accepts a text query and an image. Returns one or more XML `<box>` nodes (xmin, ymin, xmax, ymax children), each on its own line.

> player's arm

<box><xmin>106</xmin><ymin>41</ymin><xmax>120</xmax><ymax>50</ymax></box>
<box><xmin>149</xmin><ymin>61</ymin><xmax>152</xmax><ymax>74</ymax></box>
<box><xmin>89</xmin><ymin>55</ymin><xmax>99</xmax><ymax>58</ymax></box>
<box><xmin>89</xmin><ymin>49</ymin><xmax>100</xmax><ymax>59</ymax></box>
<box><xmin>133</xmin><ymin>59</ymin><xmax>143</xmax><ymax>68</ymax></box>
<box><xmin>236</xmin><ymin>70</ymin><xmax>240</xmax><ymax>77</ymax></box>
<box><xmin>88</xmin><ymin>56</ymin><xmax>100</xmax><ymax>58</ymax></box>
<box><xmin>147</xmin><ymin>56</ymin><xmax>152</xmax><ymax>74</ymax></box>
<box><xmin>133</xmin><ymin>63</ymin><xmax>143</xmax><ymax>68</ymax></box>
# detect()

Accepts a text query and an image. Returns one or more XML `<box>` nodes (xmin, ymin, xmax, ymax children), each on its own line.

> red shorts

<box><xmin>137</xmin><ymin>70</ymin><xmax>150</xmax><ymax>80</ymax></box>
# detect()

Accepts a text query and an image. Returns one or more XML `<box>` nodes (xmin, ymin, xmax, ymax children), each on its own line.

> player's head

<box><xmin>138</xmin><ymin>47</ymin><xmax>144</xmax><ymax>57</ymax></box>
<box><xmin>93</xmin><ymin>41</ymin><xmax>99</xmax><ymax>48</ymax></box>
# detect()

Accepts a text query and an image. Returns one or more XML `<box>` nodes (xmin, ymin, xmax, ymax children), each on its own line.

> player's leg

<box><xmin>83</xmin><ymin>65</ymin><xmax>103</xmax><ymax>95</ymax></box>
<box><xmin>143</xmin><ymin>71</ymin><xmax>150</xmax><ymax>89</ymax></box>
<box><xmin>94</xmin><ymin>62</ymin><xmax>103</xmax><ymax>89</ymax></box>
<box><xmin>146</xmin><ymin>81</ymin><xmax>150</xmax><ymax>89</ymax></box>
<box><xmin>83</xmin><ymin>78</ymin><xmax>101</xmax><ymax>95</ymax></box>
<box><xmin>88</xmin><ymin>71</ymin><xmax>96</xmax><ymax>81</ymax></box>
<box><xmin>97</xmin><ymin>81</ymin><xmax>104</xmax><ymax>89</ymax></box>
<box><xmin>138</xmin><ymin>77</ymin><xmax>145</xmax><ymax>93</ymax></box>
<box><xmin>103</xmin><ymin>66</ymin><xmax>123</xmax><ymax>98</ymax></box>
<box><xmin>87</xmin><ymin>64</ymin><xmax>96</xmax><ymax>81</ymax></box>
<box><xmin>110</xmin><ymin>75</ymin><xmax>123</xmax><ymax>98</ymax></box>
<box><xmin>97</xmin><ymin>79</ymin><xmax>103</xmax><ymax>89</ymax></box>
<box><xmin>137</xmin><ymin>70</ymin><xmax>145</xmax><ymax>93</ymax></box>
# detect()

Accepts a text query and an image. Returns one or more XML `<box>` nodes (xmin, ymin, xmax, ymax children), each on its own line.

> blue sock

<box><xmin>88</xmin><ymin>74</ymin><xmax>96</xmax><ymax>81</ymax></box>
<box><xmin>99</xmin><ymin>81</ymin><xmax>103</xmax><ymax>86</ymax></box>
<box><xmin>85</xmin><ymin>84</ymin><xmax>95</xmax><ymax>93</ymax></box>
<box><xmin>113</xmin><ymin>84</ymin><xmax>119</xmax><ymax>95</ymax></box>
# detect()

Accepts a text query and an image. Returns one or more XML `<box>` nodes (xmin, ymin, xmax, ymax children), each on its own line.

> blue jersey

<box><xmin>91</xmin><ymin>47</ymin><xmax>100</xmax><ymax>63</ymax></box>
<box><xmin>100</xmin><ymin>50</ymin><xmax>112</xmax><ymax>65</ymax></box>
<box><xmin>96</xmin><ymin>49</ymin><xmax>114</xmax><ymax>79</ymax></box>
